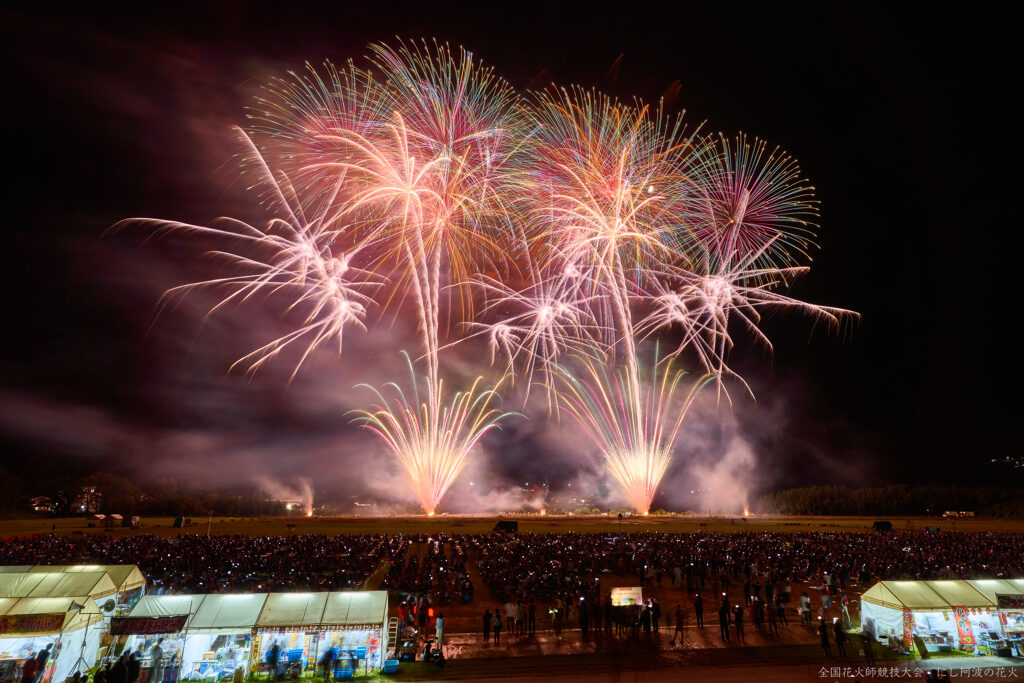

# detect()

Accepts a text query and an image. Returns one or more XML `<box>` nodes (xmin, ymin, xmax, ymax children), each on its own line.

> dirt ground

<box><xmin>2</xmin><ymin>513</ymin><xmax>1021</xmax><ymax>538</ymax></box>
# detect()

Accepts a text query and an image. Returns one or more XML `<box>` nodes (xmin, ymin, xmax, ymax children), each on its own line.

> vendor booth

<box><xmin>179</xmin><ymin>594</ymin><xmax>267</xmax><ymax>682</ymax></box>
<box><xmin>29</xmin><ymin>566</ymin><xmax>147</xmax><ymax>615</ymax></box>
<box><xmin>114</xmin><ymin>595</ymin><xmax>198</xmax><ymax>683</ymax></box>
<box><xmin>861</xmin><ymin>579</ymin><xmax>1024</xmax><ymax>657</ymax></box>
<box><xmin>0</xmin><ymin>572</ymin><xmax>117</xmax><ymax>603</ymax></box>
<box><xmin>0</xmin><ymin>595</ymin><xmax>104</xmax><ymax>683</ymax></box>
<box><xmin>315</xmin><ymin>592</ymin><xmax>388</xmax><ymax>674</ymax></box>
<box><xmin>252</xmin><ymin>593</ymin><xmax>327</xmax><ymax>678</ymax></box>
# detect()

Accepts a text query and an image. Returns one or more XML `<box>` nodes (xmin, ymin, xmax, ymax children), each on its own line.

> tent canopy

<box><xmin>187</xmin><ymin>594</ymin><xmax>267</xmax><ymax>635</ymax></box>
<box><xmin>321</xmin><ymin>592</ymin><xmax>388</xmax><ymax>628</ymax></box>
<box><xmin>128</xmin><ymin>595</ymin><xmax>200</xmax><ymax>622</ymax></box>
<box><xmin>0</xmin><ymin>596</ymin><xmax>103</xmax><ymax>635</ymax></box>
<box><xmin>0</xmin><ymin>572</ymin><xmax>117</xmax><ymax>600</ymax></box>
<box><xmin>864</xmin><ymin>579</ymin><xmax>1024</xmax><ymax>612</ymax></box>
<box><xmin>29</xmin><ymin>565</ymin><xmax>146</xmax><ymax>593</ymax></box>
<box><xmin>925</xmin><ymin>580</ymin><xmax>990</xmax><ymax>608</ymax></box>
<box><xmin>256</xmin><ymin>593</ymin><xmax>327</xmax><ymax>631</ymax></box>
<box><xmin>862</xmin><ymin>581</ymin><xmax>949</xmax><ymax>611</ymax></box>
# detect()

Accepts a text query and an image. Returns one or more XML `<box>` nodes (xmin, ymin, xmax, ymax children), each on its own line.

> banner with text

<box><xmin>953</xmin><ymin>606</ymin><xmax>975</xmax><ymax>648</ymax></box>
<box><xmin>996</xmin><ymin>594</ymin><xmax>1024</xmax><ymax>610</ymax></box>
<box><xmin>0</xmin><ymin>613</ymin><xmax>66</xmax><ymax>635</ymax></box>
<box><xmin>109</xmin><ymin>615</ymin><xmax>188</xmax><ymax>635</ymax></box>
<box><xmin>611</xmin><ymin>587</ymin><xmax>643</xmax><ymax>607</ymax></box>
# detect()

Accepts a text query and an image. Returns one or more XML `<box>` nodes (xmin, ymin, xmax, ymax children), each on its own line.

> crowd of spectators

<box><xmin>0</xmin><ymin>530</ymin><xmax>1020</xmax><ymax>600</ymax></box>
<box><xmin>0</xmin><ymin>533</ymin><xmax>392</xmax><ymax>593</ymax></box>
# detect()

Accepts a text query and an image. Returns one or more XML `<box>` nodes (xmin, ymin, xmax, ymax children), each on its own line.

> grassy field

<box><xmin>2</xmin><ymin>513</ymin><xmax>1022</xmax><ymax>537</ymax></box>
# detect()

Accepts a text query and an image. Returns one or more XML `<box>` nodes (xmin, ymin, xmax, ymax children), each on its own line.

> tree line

<box><xmin>756</xmin><ymin>484</ymin><xmax>1024</xmax><ymax>517</ymax></box>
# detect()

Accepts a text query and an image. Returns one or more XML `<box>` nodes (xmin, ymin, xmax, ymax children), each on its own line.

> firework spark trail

<box><xmin>556</xmin><ymin>351</ymin><xmax>713</xmax><ymax>514</ymax></box>
<box><xmin>250</xmin><ymin>40</ymin><xmax>528</xmax><ymax>511</ymax></box>
<box><xmin>351</xmin><ymin>353</ymin><xmax>514</xmax><ymax>514</ymax></box>
<box><xmin>120</xmin><ymin>39</ymin><xmax>857</xmax><ymax>514</ymax></box>
<box><xmin>114</xmin><ymin>127</ymin><xmax>380</xmax><ymax>379</ymax></box>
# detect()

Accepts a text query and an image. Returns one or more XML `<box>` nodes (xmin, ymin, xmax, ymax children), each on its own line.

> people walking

<box><xmin>670</xmin><ymin>603</ymin><xmax>685</xmax><ymax>645</ymax></box>
<box><xmin>834</xmin><ymin>621</ymin><xmax>847</xmax><ymax>657</ymax></box>
<box><xmin>694</xmin><ymin>593</ymin><xmax>704</xmax><ymax>628</ymax></box>
<box><xmin>733</xmin><ymin>604</ymin><xmax>745</xmax><ymax>643</ymax></box>
<box><xmin>718</xmin><ymin>602</ymin><xmax>730</xmax><ymax>642</ymax></box>
<box><xmin>818</xmin><ymin>620</ymin><xmax>832</xmax><ymax>656</ymax></box>
<box><xmin>483</xmin><ymin>608</ymin><xmax>491</xmax><ymax>643</ymax></box>
<box><xmin>493</xmin><ymin>611</ymin><xmax>503</xmax><ymax>646</ymax></box>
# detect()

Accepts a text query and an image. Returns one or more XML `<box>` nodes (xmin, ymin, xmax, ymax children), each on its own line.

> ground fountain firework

<box><xmin>119</xmin><ymin>38</ymin><xmax>856</xmax><ymax>514</ymax></box>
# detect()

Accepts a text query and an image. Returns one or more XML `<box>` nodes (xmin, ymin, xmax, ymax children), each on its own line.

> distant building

<box><xmin>72</xmin><ymin>486</ymin><xmax>102</xmax><ymax>513</ymax></box>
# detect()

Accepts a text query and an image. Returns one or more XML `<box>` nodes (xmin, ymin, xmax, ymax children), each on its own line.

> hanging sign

<box><xmin>996</xmin><ymin>594</ymin><xmax>1024</xmax><ymax>609</ymax></box>
<box><xmin>0</xmin><ymin>613</ymin><xmax>65</xmax><ymax>634</ymax></box>
<box><xmin>109</xmin><ymin>615</ymin><xmax>188</xmax><ymax>635</ymax></box>
<box><xmin>902</xmin><ymin>607</ymin><xmax>915</xmax><ymax>649</ymax></box>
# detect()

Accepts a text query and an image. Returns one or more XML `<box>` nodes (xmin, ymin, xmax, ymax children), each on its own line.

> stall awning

<box><xmin>128</xmin><ymin>595</ymin><xmax>201</xmax><ymax>622</ymax></box>
<box><xmin>255</xmin><ymin>593</ymin><xmax>327</xmax><ymax>631</ymax></box>
<box><xmin>186</xmin><ymin>594</ymin><xmax>267</xmax><ymax>635</ymax></box>
<box><xmin>0</xmin><ymin>571</ymin><xmax>117</xmax><ymax>600</ymax></box>
<box><xmin>925</xmin><ymin>580</ymin><xmax>991</xmax><ymax>608</ymax></box>
<box><xmin>965</xmin><ymin>579</ymin><xmax>1019</xmax><ymax>605</ymax></box>
<box><xmin>30</xmin><ymin>565</ymin><xmax>147</xmax><ymax>594</ymax></box>
<box><xmin>320</xmin><ymin>592</ymin><xmax>388</xmax><ymax>629</ymax></box>
<box><xmin>0</xmin><ymin>596</ymin><xmax>103</xmax><ymax>635</ymax></box>
<box><xmin>861</xmin><ymin>581</ymin><xmax>950</xmax><ymax>610</ymax></box>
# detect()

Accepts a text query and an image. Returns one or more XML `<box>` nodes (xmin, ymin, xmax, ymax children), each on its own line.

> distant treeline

<box><xmin>757</xmin><ymin>485</ymin><xmax>1024</xmax><ymax>517</ymax></box>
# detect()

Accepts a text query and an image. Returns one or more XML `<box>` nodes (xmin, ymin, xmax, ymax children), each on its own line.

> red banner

<box><xmin>0</xmin><ymin>613</ymin><xmax>65</xmax><ymax>635</ymax></box>
<box><xmin>953</xmin><ymin>606</ymin><xmax>975</xmax><ymax>648</ymax></box>
<box><xmin>902</xmin><ymin>608</ymin><xmax>915</xmax><ymax>649</ymax></box>
<box><xmin>996</xmin><ymin>594</ymin><xmax>1024</xmax><ymax>610</ymax></box>
<box><xmin>109</xmin><ymin>615</ymin><xmax>188</xmax><ymax>635</ymax></box>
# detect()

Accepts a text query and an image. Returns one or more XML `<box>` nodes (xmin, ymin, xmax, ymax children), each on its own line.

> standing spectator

<box><xmin>651</xmin><ymin>598</ymin><xmax>661</xmax><ymax>631</ymax></box>
<box><xmin>34</xmin><ymin>644</ymin><xmax>52</xmax><ymax>683</ymax></box>
<box><xmin>777</xmin><ymin>599</ymin><xmax>788</xmax><ymax>627</ymax></box>
<box><xmin>800</xmin><ymin>592</ymin><xmax>812</xmax><ymax>626</ymax></box>
<box><xmin>733</xmin><ymin>604</ymin><xmax>745</xmax><ymax>643</ymax></box>
<box><xmin>694</xmin><ymin>593</ymin><xmax>704</xmax><ymax>628</ymax></box>
<box><xmin>861</xmin><ymin>632</ymin><xmax>875</xmax><ymax>666</ymax></box>
<box><xmin>718</xmin><ymin>602</ymin><xmax>730</xmax><ymax>642</ymax></box>
<box><xmin>127</xmin><ymin>654</ymin><xmax>140</xmax><ymax>683</ymax></box>
<box><xmin>149</xmin><ymin>640</ymin><xmax>164</xmax><ymax>683</ymax></box>
<box><xmin>435</xmin><ymin>613</ymin><xmax>445</xmax><ymax>648</ymax></box>
<box><xmin>767</xmin><ymin>598</ymin><xmax>779</xmax><ymax>634</ymax></box>
<box><xmin>818</xmin><ymin>620</ymin><xmax>831</xmax><ymax>656</ymax></box>
<box><xmin>21</xmin><ymin>653</ymin><xmax>38</xmax><ymax>683</ymax></box>
<box><xmin>834</xmin><ymin>622</ymin><xmax>847</xmax><ymax>657</ymax></box>
<box><xmin>493</xmin><ymin>611</ymin><xmax>503</xmax><ymax>646</ymax></box>
<box><xmin>669</xmin><ymin>603</ymin><xmax>685</xmax><ymax>645</ymax></box>
<box><xmin>483</xmin><ymin>609</ymin><xmax>491</xmax><ymax>644</ymax></box>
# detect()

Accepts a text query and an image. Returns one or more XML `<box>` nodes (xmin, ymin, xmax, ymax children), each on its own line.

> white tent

<box><xmin>255</xmin><ymin>593</ymin><xmax>328</xmax><ymax>631</ymax></box>
<box><xmin>180</xmin><ymin>595</ymin><xmax>267</xmax><ymax>681</ymax></box>
<box><xmin>30</xmin><ymin>566</ymin><xmax>146</xmax><ymax>595</ymax></box>
<box><xmin>186</xmin><ymin>594</ymin><xmax>267</xmax><ymax>635</ymax></box>
<box><xmin>0</xmin><ymin>572</ymin><xmax>117</xmax><ymax>600</ymax></box>
<box><xmin>0</xmin><ymin>596</ymin><xmax>104</xmax><ymax>683</ymax></box>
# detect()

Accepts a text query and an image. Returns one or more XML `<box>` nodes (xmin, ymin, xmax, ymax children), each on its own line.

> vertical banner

<box><xmin>953</xmin><ymin>606</ymin><xmax>975</xmax><ymax>649</ymax></box>
<box><xmin>902</xmin><ymin>607</ymin><xmax>915</xmax><ymax>650</ymax></box>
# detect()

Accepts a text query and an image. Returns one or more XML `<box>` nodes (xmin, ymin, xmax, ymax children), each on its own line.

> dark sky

<box><xmin>0</xmin><ymin>3</ymin><xmax>1019</xmax><ymax>504</ymax></box>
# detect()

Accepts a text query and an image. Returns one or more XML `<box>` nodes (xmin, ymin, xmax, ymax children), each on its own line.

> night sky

<box><xmin>1</xmin><ymin>4</ymin><xmax>1019</xmax><ymax>505</ymax></box>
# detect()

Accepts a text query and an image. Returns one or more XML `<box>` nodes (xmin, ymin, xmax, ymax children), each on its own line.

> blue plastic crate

<box><xmin>286</xmin><ymin>649</ymin><xmax>303</xmax><ymax>663</ymax></box>
<box><xmin>354</xmin><ymin>647</ymin><xmax>367</xmax><ymax>659</ymax></box>
<box><xmin>382</xmin><ymin>660</ymin><xmax>399</xmax><ymax>674</ymax></box>
<box><xmin>334</xmin><ymin>667</ymin><xmax>354</xmax><ymax>681</ymax></box>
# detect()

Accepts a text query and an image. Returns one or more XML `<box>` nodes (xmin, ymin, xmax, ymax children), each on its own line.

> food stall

<box><xmin>115</xmin><ymin>595</ymin><xmax>198</xmax><ymax>682</ymax></box>
<box><xmin>252</xmin><ymin>593</ymin><xmax>327</xmax><ymax>678</ymax></box>
<box><xmin>29</xmin><ymin>566</ymin><xmax>147</xmax><ymax>616</ymax></box>
<box><xmin>0</xmin><ymin>595</ymin><xmax>104</xmax><ymax>683</ymax></box>
<box><xmin>861</xmin><ymin>579</ymin><xmax>1024</xmax><ymax>656</ymax></box>
<box><xmin>179</xmin><ymin>594</ymin><xmax>267</xmax><ymax>681</ymax></box>
<box><xmin>968</xmin><ymin>580</ymin><xmax>1024</xmax><ymax>656</ymax></box>
<box><xmin>315</xmin><ymin>592</ymin><xmax>388</xmax><ymax>673</ymax></box>
<box><xmin>860</xmin><ymin>581</ymin><xmax>960</xmax><ymax>653</ymax></box>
